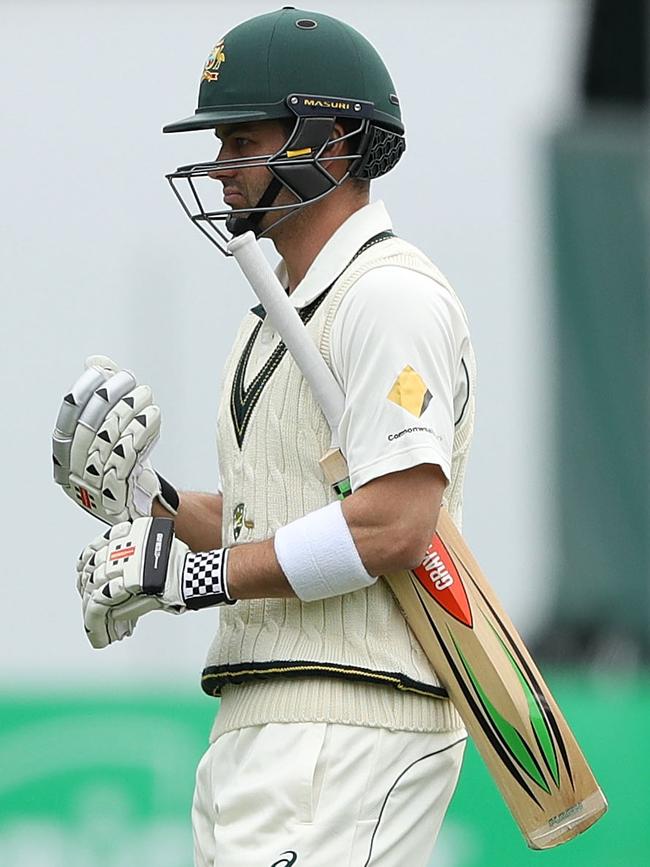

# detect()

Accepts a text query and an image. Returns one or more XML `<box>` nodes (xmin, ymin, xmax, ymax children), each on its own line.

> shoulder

<box><xmin>334</xmin><ymin>260</ymin><xmax>469</xmax><ymax>344</ymax></box>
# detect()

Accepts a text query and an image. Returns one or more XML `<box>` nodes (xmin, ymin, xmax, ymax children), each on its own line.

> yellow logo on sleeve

<box><xmin>387</xmin><ymin>365</ymin><xmax>433</xmax><ymax>418</ymax></box>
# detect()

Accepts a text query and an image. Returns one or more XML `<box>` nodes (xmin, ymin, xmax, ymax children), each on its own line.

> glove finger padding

<box><xmin>69</xmin><ymin>370</ymin><xmax>137</xmax><ymax>479</ymax></box>
<box><xmin>99</xmin><ymin>406</ymin><xmax>162</xmax><ymax>516</ymax></box>
<box><xmin>52</xmin><ymin>366</ymin><xmax>112</xmax><ymax>485</ymax></box>
<box><xmin>53</xmin><ymin>357</ymin><xmax>174</xmax><ymax>525</ymax></box>
<box><xmin>84</xmin><ymin>584</ymin><xmax>148</xmax><ymax>649</ymax></box>
<box><xmin>54</xmin><ymin>359</ymin><xmax>134</xmax><ymax>518</ymax></box>
<box><xmin>80</xmin><ymin>552</ymin><xmax>107</xmax><ymax>599</ymax></box>
<box><xmin>103</xmin><ymin>405</ymin><xmax>161</xmax><ymax>482</ymax></box>
<box><xmin>53</xmin><ymin>358</ymin><xmax>117</xmax><ymax>440</ymax></box>
<box><xmin>84</xmin><ymin>355</ymin><xmax>119</xmax><ymax>371</ymax></box>
<box><xmin>88</xmin><ymin>386</ymin><xmax>157</xmax><ymax>467</ymax></box>
<box><xmin>82</xmin><ymin>517</ymin><xmax>187</xmax><ymax>649</ymax></box>
<box><xmin>77</xmin><ymin>523</ymin><xmax>131</xmax><ymax>596</ymax></box>
<box><xmin>81</xmin><ymin>562</ymin><xmax>108</xmax><ymax>617</ymax></box>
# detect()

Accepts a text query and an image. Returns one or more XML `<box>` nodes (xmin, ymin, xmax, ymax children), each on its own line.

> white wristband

<box><xmin>274</xmin><ymin>501</ymin><xmax>375</xmax><ymax>602</ymax></box>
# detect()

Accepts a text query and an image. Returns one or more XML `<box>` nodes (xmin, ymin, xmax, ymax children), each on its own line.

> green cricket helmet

<box><xmin>164</xmin><ymin>7</ymin><xmax>406</xmax><ymax>253</ymax></box>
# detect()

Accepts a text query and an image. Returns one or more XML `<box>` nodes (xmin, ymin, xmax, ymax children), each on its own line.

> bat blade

<box><xmin>320</xmin><ymin>448</ymin><xmax>607</xmax><ymax>850</ymax></box>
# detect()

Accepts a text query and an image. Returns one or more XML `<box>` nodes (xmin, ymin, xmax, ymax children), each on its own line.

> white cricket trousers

<box><xmin>192</xmin><ymin>722</ymin><xmax>466</xmax><ymax>867</ymax></box>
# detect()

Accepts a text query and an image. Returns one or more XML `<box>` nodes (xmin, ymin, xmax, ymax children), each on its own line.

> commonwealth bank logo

<box><xmin>387</xmin><ymin>365</ymin><xmax>433</xmax><ymax>418</ymax></box>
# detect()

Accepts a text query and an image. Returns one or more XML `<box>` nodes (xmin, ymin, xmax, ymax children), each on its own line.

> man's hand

<box><xmin>78</xmin><ymin>517</ymin><xmax>234</xmax><ymax>648</ymax></box>
<box><xmin>52</xmin><ymin>356</ymin><xmax>178</xmax><ymax>524</ymax></box>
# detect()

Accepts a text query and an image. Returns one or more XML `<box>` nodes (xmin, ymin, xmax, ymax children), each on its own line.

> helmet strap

<box><xmin>225</xmin><ymin>177</ymin><xmax>284</xmax><ymax>238</ymax></box>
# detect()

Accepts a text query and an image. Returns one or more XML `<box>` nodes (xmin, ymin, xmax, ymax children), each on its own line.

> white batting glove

<box><xmin>76</xmin><ymin>525</ymin><xmax>139</xmax><ymax>645</ymax></box>
<box><xmin>79</xmin><ymin>517</ymin><xmax>234</xmax><ymax>649</ymax></box>
<box><xmin>52</xmin><ymin>356</ymin><xmax>179</xmax><ymax>524</ymax></box>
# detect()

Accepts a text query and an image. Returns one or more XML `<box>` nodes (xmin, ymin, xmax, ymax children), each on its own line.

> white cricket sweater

<box><xmin>206</xmin><ymin>234</ymin><xmax>475</xmax><ymax>739</ymax></box>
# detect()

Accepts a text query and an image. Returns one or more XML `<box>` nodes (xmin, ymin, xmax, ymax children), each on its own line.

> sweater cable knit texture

<box><xmin>207</xmin><ymin>236</ymin><xmax>476</xmax><ymax>739</ymax></box>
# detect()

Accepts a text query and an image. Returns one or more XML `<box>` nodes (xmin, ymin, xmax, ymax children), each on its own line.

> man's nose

<box><xmin>208</xmin><ymin>157</ymin><xmax>237</xmax><ymax>181</ymax></box>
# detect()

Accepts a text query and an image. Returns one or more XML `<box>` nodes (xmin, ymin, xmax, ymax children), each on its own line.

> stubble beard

<box><xmin>224</xmin><ymin>169</ymin><xmax>302</xmax><ymax>239</ymax></box>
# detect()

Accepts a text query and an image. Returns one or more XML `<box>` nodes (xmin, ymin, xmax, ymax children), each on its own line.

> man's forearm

<box><xmin>220</xmin><ymin>502</ymin><xmax>421</xmax><ymax>602</ymax></box>
<box><xmin>226</xmin><ymin>508</ymin><xmax>425</xmax><ymax>602</ymax></box>
<box><xmin>227</xmin><ymin>537</ymin><xmax>296</xmax><ymax>599</ymax></box>
<box><xmin>226</xmin><ymin>464</ymin><xmax>445</xmax><ymax>601</ymax></box>
<box><xmin>153</xmin><ymin>491</ymin><xmax>223</xmax><ymax>552</ymax></box>
<box><xmin>163</xmin><ymin>465</ymin><xmax>444</xmax><ymax>600</ymax></box>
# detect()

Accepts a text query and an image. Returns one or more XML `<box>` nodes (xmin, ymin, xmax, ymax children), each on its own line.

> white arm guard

<box><xmin>52</xmin><ymin>356</ymin><xmax>179</xmax><ymax>525</ymax></box>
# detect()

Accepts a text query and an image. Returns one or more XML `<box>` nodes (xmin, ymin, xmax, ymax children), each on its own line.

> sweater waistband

<box><xmin>210</xmin><ymin>677</ymin><xmax>464</xmax><ymax>742</ymax></box>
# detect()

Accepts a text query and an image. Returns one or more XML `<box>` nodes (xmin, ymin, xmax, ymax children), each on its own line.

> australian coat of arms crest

<box><xmin>202</xmin><ymin>40</ymin><xmax>226</xmax><ymax>82</ymax></box>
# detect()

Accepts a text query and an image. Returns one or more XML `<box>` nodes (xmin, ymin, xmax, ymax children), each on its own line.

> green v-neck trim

<box><xmin>230</xmin><ymin>230</ymin><xmax>395</xmax><ymax>449</ymax></box>
<box><xmin>230</xmin><ymin>292</ymin><xmax>331</xmax><ymax>448</ymax></box>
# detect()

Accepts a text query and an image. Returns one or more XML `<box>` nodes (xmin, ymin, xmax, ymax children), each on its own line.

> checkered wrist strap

<box><xmin>182</xmin><ymin>548</ymin><xmax>235</xmax><ymax>610</ymax></box>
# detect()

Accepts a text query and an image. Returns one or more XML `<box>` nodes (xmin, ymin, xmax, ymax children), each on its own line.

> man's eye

<box><xmin>235</xmin><ymin>138</ymin><xmax>251</xmax><ymax>147</ymax></box>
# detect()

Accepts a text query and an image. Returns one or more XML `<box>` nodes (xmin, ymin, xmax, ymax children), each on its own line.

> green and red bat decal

<box><xmin>412</xmin><ymin>532</ymin><xmax>572</xmax><ymax>808</ymax></box>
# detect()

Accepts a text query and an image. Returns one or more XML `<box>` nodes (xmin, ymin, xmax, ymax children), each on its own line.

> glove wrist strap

<box><xmin>155</xmin><ymin>473</ymin><xmax>180</xmax><ymax>515</ymax></box>
<box><xmin>182</xmin><ymin>548</ymin><xmax>235</xmax><ymax>610</ymax></box>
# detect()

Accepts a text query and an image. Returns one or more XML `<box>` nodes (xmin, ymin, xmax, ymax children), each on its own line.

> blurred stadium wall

<box><xmin>1</xmin><ymin>1</ymin><xmax>648</xmax><ymax>865</ymax></box>
<box><xmin>541</xmin><ymin>0</ymin><xmax>650</xmax><ymax>667</ymax></box>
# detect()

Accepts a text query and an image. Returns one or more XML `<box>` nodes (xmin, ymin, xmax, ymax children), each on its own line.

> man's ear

<box><xmin>326</xmin><ymin>121</ymin><xmax>348</xmax><ymax>155</ymax></box>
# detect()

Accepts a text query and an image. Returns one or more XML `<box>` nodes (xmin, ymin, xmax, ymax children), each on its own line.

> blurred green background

<box><xmin>1</xmin><ymin>672</ymin><xmax>647</xmax><ymax>866</ymax></box>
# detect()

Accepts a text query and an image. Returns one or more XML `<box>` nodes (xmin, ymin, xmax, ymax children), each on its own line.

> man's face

<box><xmin>210</xmin><ymin>120</ymin><xmax>294</xmax><ymax>229</ymax></box>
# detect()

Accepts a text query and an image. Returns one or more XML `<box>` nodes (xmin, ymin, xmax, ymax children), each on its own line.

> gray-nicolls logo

<box><xmin>153</xmin><ymin>532</ymin><xmax>164</xmax><ymax>569</ymax></box>
<box><xmin>269</xmin><ymin>851</ymin><xmax>298</xmax><ymax>867</ymax></box>
<box><xmin>420</xmin><ymin>547</ymin><xmax>454</xmax><ymax>591</ymax></box>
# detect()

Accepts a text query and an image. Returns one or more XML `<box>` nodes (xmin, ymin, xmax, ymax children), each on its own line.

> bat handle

<box><xmin>319</xmin><ymin>447</ymin><xmax>352</xmax><ymax>499</ymax></box>
<box><xmin>228</xmin><ymin>231</ymin><xmax>346</xmax><ymax>446</ymax></box>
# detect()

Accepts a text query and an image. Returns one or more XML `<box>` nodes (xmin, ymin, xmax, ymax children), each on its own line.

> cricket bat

<box><xmin>227</xmin><ymin>231</ymin><xmax>607</xmax><ymax>850</ymax></box>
